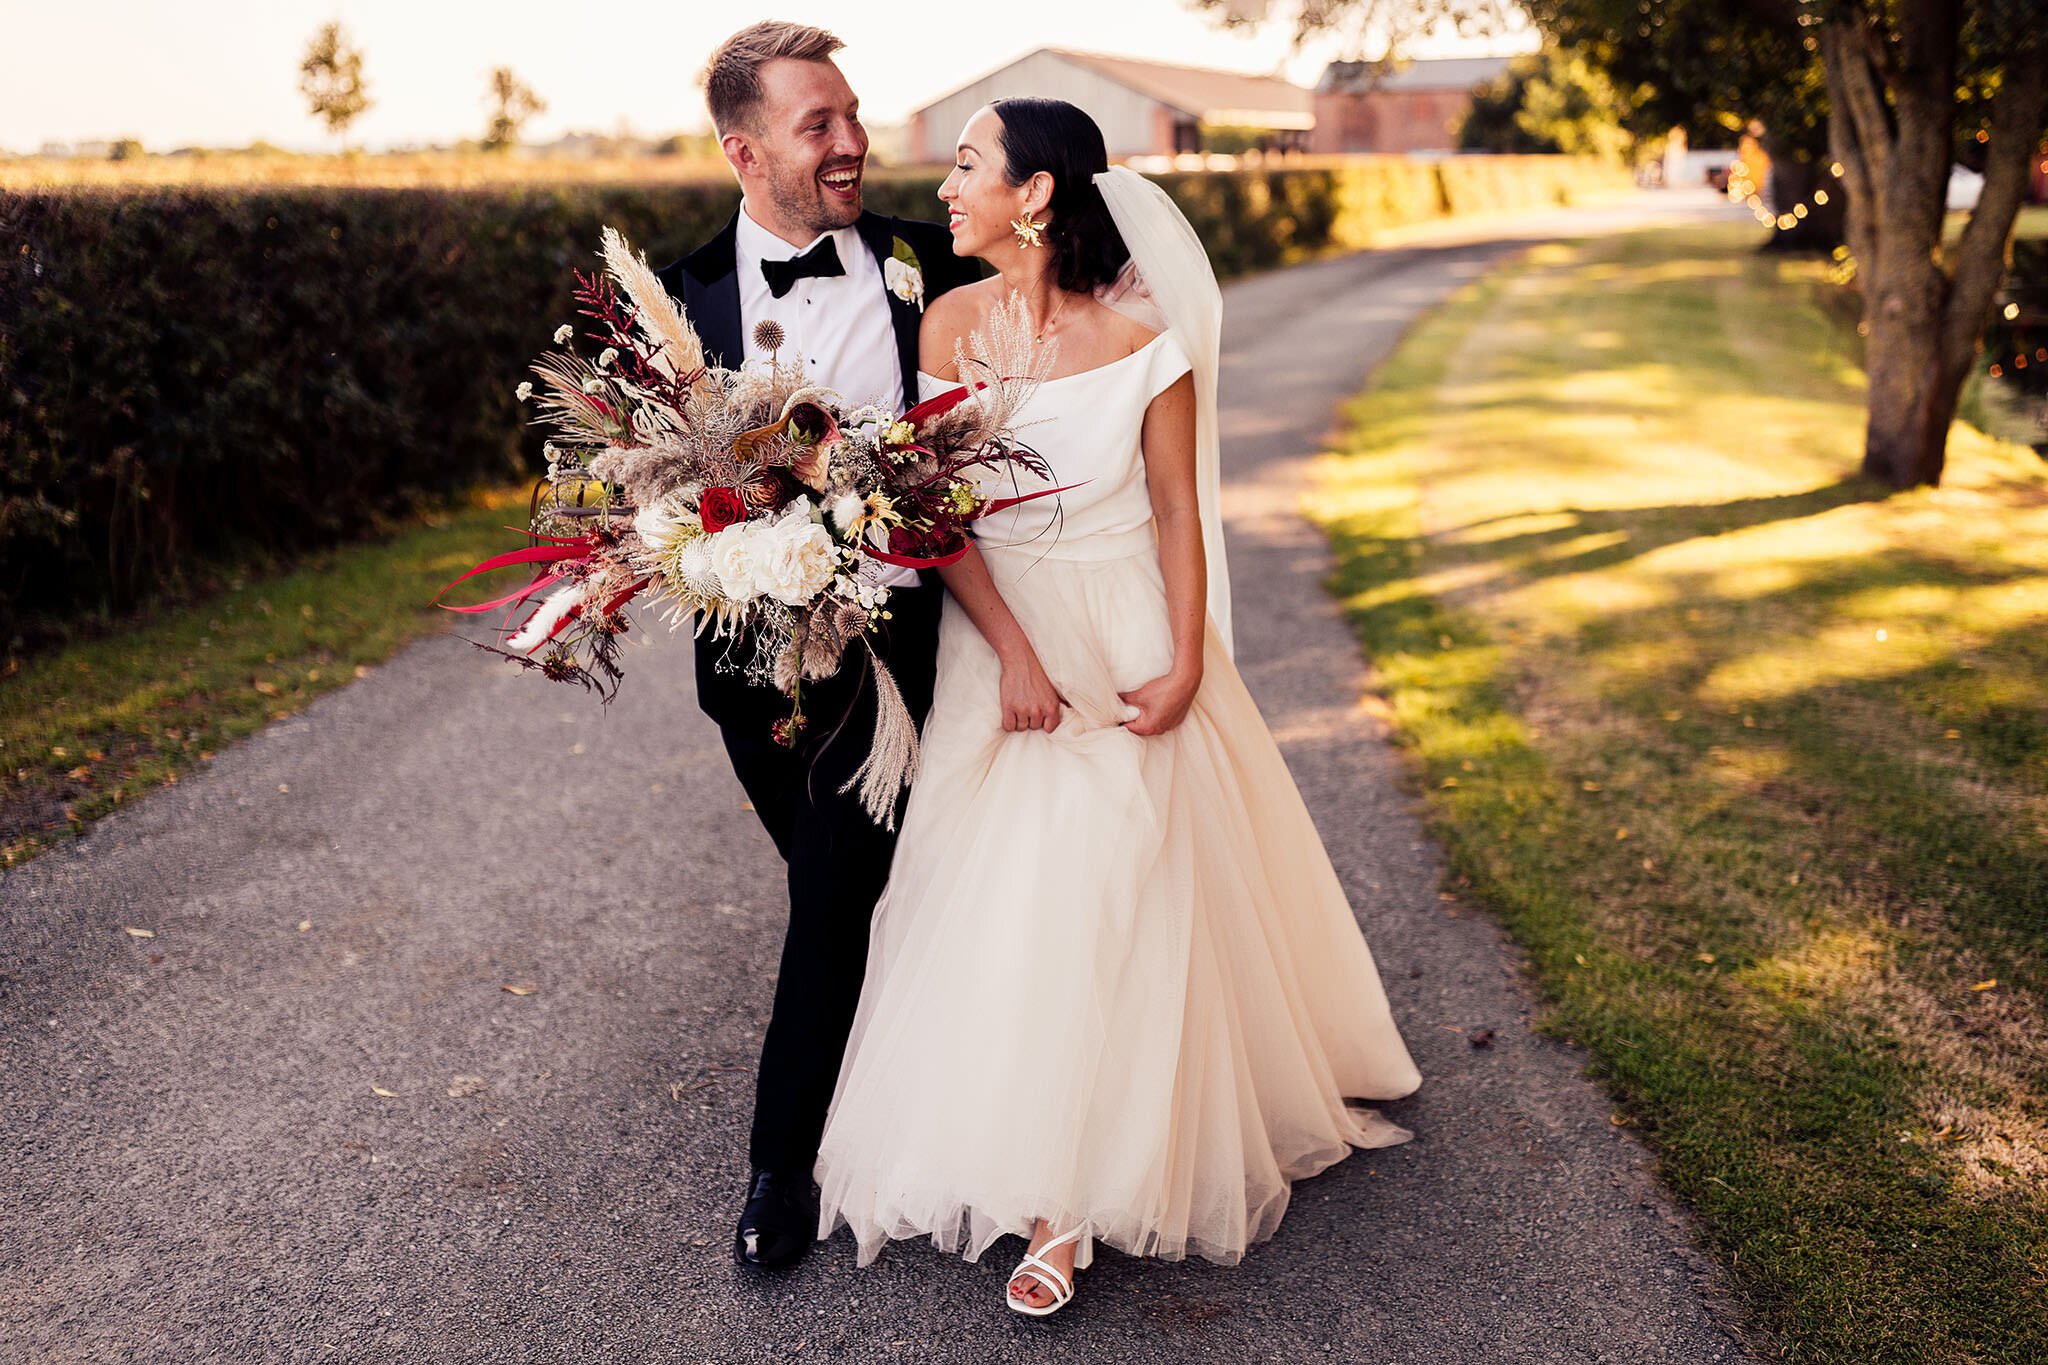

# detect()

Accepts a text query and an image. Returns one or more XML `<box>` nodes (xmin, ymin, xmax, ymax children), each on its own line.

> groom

<box><xmin>655</xmin><ymin>21</ymin><xmax>977</xmax><ymax>1268</ymax></box>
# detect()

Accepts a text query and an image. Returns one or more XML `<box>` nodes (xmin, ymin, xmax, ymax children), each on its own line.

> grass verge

<box><xmin>1312</xmin><ymin>224</ymin><xmax>2048</xmax><ymax>1364</ymax></box>
<box><xmin>2</xmin><ymin>487</ymin><xmax>532</xmax><ymax>867</ymax></box>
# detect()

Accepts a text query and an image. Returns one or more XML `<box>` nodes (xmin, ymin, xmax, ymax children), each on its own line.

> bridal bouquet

<box><xmin>439</xmin><ymin>228</ymin><xmax>1061</xmax><ymax>820</ymax></box>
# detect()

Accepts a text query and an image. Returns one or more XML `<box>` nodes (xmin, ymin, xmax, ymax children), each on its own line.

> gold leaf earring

<box><xmin>1011</xmin><ymin>212</ymin><xmax>1046</xmax><ymax>249</ymax></box>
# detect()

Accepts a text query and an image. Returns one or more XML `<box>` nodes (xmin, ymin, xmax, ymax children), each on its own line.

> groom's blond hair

<box><xmin>702</xmin><ymin>21</ymin><xmax>846</xmax><ymax>134</ymax></box>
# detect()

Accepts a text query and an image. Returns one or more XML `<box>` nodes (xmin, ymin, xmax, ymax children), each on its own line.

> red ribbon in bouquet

<box><xmin>434</xmin><ymin>531</ymin><xmax>649</xmax><ymax>652</ymax></box>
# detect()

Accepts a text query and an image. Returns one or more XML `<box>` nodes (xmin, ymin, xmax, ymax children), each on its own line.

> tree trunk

<box><xmin>1818</xmin><ymin>5</ymin><xmax>2048</xmax><ymax>489</ymax></box>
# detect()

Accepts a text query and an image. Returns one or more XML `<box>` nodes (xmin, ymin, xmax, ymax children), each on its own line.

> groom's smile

<box><xmin>819</xmin><ymin>160</ymin><xmax>863</xmax><ymax>205</ymax></box>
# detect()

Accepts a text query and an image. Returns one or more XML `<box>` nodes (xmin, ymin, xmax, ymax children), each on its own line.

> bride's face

<box><xmin>938</xmin><ymin>107</ymin><xmax>1048</xmax><ymax>260</ymax></box>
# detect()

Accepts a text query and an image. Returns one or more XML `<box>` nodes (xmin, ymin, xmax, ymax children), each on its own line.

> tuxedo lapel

<box><xmin>665</xmin><ymin>212</ymin><xmax>744</xmax><ymax>371</ymax></box>
<box><xmin>855</xmin><ymin>212</ymin><xmax>924</xmax><ymax>406</ymax></box>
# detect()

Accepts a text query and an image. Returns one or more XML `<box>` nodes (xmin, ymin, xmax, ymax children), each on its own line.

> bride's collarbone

<box><xmin>933</xmin><ymin>290</ymin><xmax>1155</xmax><ymax>384</ymax></box>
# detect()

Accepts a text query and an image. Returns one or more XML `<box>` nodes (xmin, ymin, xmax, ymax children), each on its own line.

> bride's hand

<box><xmin>1000</xmin><ymin>649</ymin><xmax>1067</xmax><ymax>733</ymax></box>
<box><xmin>1118</xmin><ymin>665</ymin><xmax>1201</xmax><ymax>737</ymax></box>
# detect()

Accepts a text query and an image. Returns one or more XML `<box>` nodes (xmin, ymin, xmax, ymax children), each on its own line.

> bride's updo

<box><xmin>989</xmin><ymin>98</ymin><xmax>1130</xmax><ymax>294</ymax></box>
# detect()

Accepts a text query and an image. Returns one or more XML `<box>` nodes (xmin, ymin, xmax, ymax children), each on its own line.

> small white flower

<box><xmin>515</xmin><ymin>381</ymin><xmax>533</xmax><ymax>402</ymax></box>
<box><xmin>884</xmin><ymin>256</ymin><xmax>924</xmax><ymax>309</ymax></box>
<box><xmin>553</xmin><ymin>325</ymin><xmax>574</xmax><ymax>345</ymax></box>
<box><xmin>582</xmin><ymin>379</ymin><xmax>604</xmax><ymax>395</ymax></box>
<box><xmin>597</xmin><ymin>347</ymin><xmax>619</xmax><ymax>370</ymax></box>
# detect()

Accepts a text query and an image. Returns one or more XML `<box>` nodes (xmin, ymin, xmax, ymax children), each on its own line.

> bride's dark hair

<box><xmin>989</xmin><ymin>98</ymin><xmax>1130</xmax><ymax>294</ymax></box>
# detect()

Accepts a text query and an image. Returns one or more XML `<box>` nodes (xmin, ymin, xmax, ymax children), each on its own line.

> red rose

<box><xmin>700</xmin><ymin>487</ymin><xmax>747</xmax><ymax>534</ymax></box>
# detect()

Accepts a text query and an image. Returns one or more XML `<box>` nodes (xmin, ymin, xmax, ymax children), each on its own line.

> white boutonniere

<box><xmin>886</xmin><ymin>236</ymin><xmax>925</xmax><ymax>310</ymax></box>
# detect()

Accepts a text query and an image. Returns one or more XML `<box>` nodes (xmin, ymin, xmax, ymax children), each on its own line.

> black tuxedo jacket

<box><xmin>653</xmin><ymin>209</ymin><xmax>977</xmax><ymax>408</ymax></box>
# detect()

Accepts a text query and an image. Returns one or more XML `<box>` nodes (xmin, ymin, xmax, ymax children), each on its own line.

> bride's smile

<box><xmin>936</xmin><ymin>107</ymin><xmax>1024</xmax><ymax>259</ymax></box>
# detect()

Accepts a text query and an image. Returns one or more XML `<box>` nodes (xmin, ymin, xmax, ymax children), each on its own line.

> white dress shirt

<box><xmin>734</xmin><ymin>202</ymin><xmax>918</xmax><ymax>588</ymax></box>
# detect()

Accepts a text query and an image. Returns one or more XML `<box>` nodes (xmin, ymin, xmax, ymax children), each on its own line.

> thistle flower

<box><xmin>554</xmin><ymin>324</ymin><xmax>574</xmax><ymax>345</ymax></box>
<box><xmin>752</xmin><ymin>319</ymin><xmax>787</xmax><ymax>354</ymax></box>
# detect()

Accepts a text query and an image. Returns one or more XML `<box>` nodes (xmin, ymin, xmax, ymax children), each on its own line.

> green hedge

<box><xmin>0</xmin><ymin>157</ymin><xmax>1625</xmax><ymax>647</ymax></box>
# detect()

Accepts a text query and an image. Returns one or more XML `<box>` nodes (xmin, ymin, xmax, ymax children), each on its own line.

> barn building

<box><xmin>905</xmin><ymin>48</ymin><xmax>1315</xmax><ymax>165</ymax></box>
<box><xmin>1311</xmin><ymin>56</ymin><xmax>1512</xmax><ymax>155</ymax></box>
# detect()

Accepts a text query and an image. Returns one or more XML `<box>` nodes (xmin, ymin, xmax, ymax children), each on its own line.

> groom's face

<box><xmin>731</xmin><ymin>58</ymin><xmax>869</xmax><ymax>241</ymax></box>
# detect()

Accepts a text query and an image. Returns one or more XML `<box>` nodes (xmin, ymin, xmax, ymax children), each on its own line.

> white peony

<box><xmin>707</xmin><ymin>522</ymin><xmax>768</xmax><ymax>602</ymax></box>
<box><xmin>756</xmin><ymin>515</ymin><xmax>840</xmax><ymax>606</ymax></box>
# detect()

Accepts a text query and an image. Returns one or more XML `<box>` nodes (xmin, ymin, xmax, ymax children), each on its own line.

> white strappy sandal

<box><xmin>1005</xmin><ymin>1223</ymin><xmax>1089</xmax><ymax>1317</ymax></box>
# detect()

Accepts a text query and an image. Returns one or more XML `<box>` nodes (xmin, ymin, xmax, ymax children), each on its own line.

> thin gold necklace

<box><xmin>1034</xmin><ymin>290</ymin><xmax>1070</xmax><ymax>344</ymax></box>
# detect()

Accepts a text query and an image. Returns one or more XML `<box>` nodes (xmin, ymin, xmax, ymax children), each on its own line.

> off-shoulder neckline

<box><xmin>916</xmin><ymin>329</ymin><xmax>1173</xmax><ymax>388</ymax></box>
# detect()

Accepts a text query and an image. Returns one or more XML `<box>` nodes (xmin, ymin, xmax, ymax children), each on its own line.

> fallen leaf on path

<box><xmin>1970</xmin><ymin>979</ymin><xmax>1998</xmax><ymax>992</ymax></box>
<box><xmin>253</xmin><ymin>679</ymin><xmax>280</xmax><ymax>696</ymax></box>
<box><xmin>1696</xmin><ymin>952</ymin><xmax>1716</xmax><ymax>964</ymax></box>
<box><xmin>371</xmin><ymin>1086</ymin><xmax>400</xmax><ymax>1098</ymax></box>
<box><xmin>447</xmin><ymin>1075</ymin><xmax>488</xmax><ymax>1098</ymax></box>
<box><xmin>298</xmin><ymin>920</ymin><xmax>313</xmax><ymax>932</ymax></box>
<box><xmin>500</xmin><ymin>982</ymin><xmax>539</xmax><ymax>996</ymax></box>
<box><xmin>123</xmin><ymin>926</ymin><xmax>155</xmax><ymax>939</ymax></box>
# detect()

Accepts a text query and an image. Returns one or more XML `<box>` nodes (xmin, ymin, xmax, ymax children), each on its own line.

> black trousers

<box><xmin>694</xmin><ymin>583</ymin><xmax>943</xmax><ymax>1176</ymax></box>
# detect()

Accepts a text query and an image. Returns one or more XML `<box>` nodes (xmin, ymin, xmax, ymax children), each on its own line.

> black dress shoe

<box><xmin>734</xmin><ymin>1167</ymin><xmax>815</xmax><ymax>1268</ymax></box>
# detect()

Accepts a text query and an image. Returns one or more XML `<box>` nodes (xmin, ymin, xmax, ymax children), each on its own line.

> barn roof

<box><xmin>1050</xmin><ymin>49</ymin><xmax>1315</xmax><ymax>128</ymax></box>
<box><xmin>913</xmin><ymin>47</ymin><xmax>1315</xmax><ymax>131</ymax></box>
<box><xmin>1318</xmin><ymin>56</ymin><xmax>1514</xmax><ymax>95</ymax></box>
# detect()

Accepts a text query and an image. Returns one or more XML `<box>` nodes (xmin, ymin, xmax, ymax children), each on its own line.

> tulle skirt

<box><xmin>814</xmin><ymin>538</ymin><xmax>1421</xmax><ymax>1269</ymax></box>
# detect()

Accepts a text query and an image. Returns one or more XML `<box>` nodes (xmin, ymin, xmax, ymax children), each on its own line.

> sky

<box><xmin>0</xmin><ymin>0</ymin><xmax>1534</xmax><ymax>153</ymax></box>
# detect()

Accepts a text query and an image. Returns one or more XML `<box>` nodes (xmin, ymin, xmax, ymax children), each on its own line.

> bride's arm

<box><xmin>1120</xmin><ymin>371</ymin><xmax>1204</xmax><ymax>737</ymax></box>
<box><xmin>917</xmin><ymin>287</ymin><xmax>1065</xmax><ymax>733</ymax></box>
<box><xmin>935</xmin><ymin>550</ymin><xmax>1065</xmax><ymax>733</ymax></box>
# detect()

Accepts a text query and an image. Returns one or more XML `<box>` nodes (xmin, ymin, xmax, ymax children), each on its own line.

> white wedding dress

<box><xmin>812</xmin><ymin>326</ymin><xmax>1422</xmax><ymax>1271</ymax></box>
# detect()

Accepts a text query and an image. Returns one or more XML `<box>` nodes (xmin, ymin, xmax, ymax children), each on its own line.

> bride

<box><xmin>813</xmin><ymin>97</ymin><xmax>1422</xmax><ymax>1315</ymax></box>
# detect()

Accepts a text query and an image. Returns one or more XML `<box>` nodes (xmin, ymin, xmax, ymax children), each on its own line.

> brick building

<box><xmin>1311</xmin><ymin>56</ymin><xmax>1511</xmax><ymax>155</ymax></box>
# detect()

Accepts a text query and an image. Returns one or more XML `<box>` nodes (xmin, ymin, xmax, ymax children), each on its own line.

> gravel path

<box><xmin>2</xmin><ymin>191</ymin><xmax>1763</xmax><ymax>1364</ymax></box>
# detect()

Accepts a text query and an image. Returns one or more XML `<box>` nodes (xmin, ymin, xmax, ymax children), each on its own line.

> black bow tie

<box><xmin>760</xmin><ymin>236</ymin><xmax>845</xmax><ymax>299</ymax></box>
